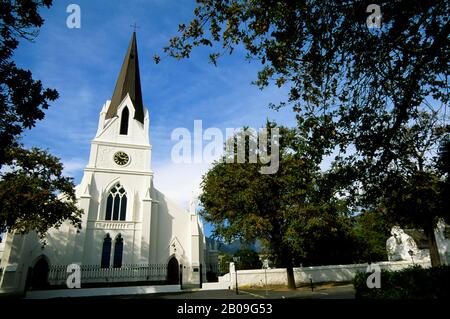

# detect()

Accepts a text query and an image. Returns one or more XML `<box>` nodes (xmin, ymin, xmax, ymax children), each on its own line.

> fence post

<box><xmin>199</xmin><ymin>264</ymin><xmax>203</xmax><ymax>289</ymax></box>
<box><xmin>179</xmin><ymin>264</ymin><xmax>183</xmax><ymax>290</ymax></box>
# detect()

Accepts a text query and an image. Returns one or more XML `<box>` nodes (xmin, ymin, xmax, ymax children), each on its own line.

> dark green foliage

<box><xmin>291</xmin><ymin>214</ymin><xmax>360</xmax><ymax>267</ymax></box>
<box><xmin>0</xmin><ymin>0</ymin><xmax>57</xmax><ymax>166</ymax></box>
<box><xmin>381</xmin><ymin>171</ymin><xmax>446</xmax><ymax>228</ymax></box>
<box><xmin>0</xmin><ymin>147</ymin><xmax>82</xmax><ymax>236</ymax></box>
<box><xmin>234</xmin><ymin>249</ymin><xmax>261</xmax><ymax>270</ymax></box>
<box><xmin>201</xmin><ymin>124</ymin><xmax>392</xmax><ymax>269</ymax></box>
<box><xmin>200</xmin><ymin>125</ymin><xmax>342</xmax><ymax>288</ymax></box>
<box><xmin>353</xmin><ymin>265</ymin><xmax>450</xmax><ymax>299</ymax></box>
<box><xmin>218</xmin><ymin>254</ymin><xmax>233</xmax><ymax>275</ymax></box>
<box><xmin>162</xmin><ymin>0</ymin><xmax>449</xmax><ymax>169</ymax></box>
<box><xmin>352</xmin><ymin>210</ymin><xmax>391</xmax><ymax>263</ymax></box>
<box><xmin>200</xmin><ymin>124</ymin><xmax>371</xmax><ymax>290</ymax></box>
<box><xmin>0</xmin><ymin>1</ymin><xmax>82</xmax><ymax>236</ymax></box>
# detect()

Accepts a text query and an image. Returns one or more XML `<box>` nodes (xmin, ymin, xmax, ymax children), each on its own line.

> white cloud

<box><xmin>62</xmin><ymin>158</ymin><xmax>86</xmax><ymax>177</ymax></box>
<box><xmin>152</xmin><ymin>161</ymin><xmax>211</xmax><ymax>210</ymax></box>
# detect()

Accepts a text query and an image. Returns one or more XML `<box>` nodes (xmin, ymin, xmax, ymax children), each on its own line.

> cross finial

<box><xmin>130</xmin><ymin>22</ymin><xmax>140</xmax><ymax>33</ymax></box>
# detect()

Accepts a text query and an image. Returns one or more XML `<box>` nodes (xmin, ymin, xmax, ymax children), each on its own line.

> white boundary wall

<box><xmin>219</xmin><ymin>260</ymin><xmax>431</xmax><ymax>288</ymax></box>
<box><xmin>0</xmin><ymin>242</ymin><xmax>4</xmax><ymax>262</ymax></box>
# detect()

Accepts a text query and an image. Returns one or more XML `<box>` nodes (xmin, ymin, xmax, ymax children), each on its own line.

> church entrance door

<box><xmin>29</xmin><ymin>257</ymin><xmax>49</xmax><ymax>290</ymax></box>
<box><xmin>167</xmin><ymin>256</ymin><xmax>179</xmax><ymax>284</ymax></box>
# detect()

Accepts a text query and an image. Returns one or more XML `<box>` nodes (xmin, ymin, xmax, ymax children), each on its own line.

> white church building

<box><xmin>0</xmin><ymin>32</ymin><xmax>216</xmax><ymax>294</ymax></box>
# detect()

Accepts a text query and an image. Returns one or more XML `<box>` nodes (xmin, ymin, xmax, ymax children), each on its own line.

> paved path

<box><xmin>25</xmin><ymin>284</ymin><xmax>182</xmax><ymax>299</ymax></box>
<box><xmin>68</xmin><ymin>284</ymin><xmax>355</xmax><ymax>299</ymax></box>
<box><xmin>25</xmin><ymin>281</ymin><xmax>231</xmax><ymax>299</ymax></box>
<box><xmin>25</xmin><ymin>280</ymin><xmax>354</xmax><ymax>299</ymax></box>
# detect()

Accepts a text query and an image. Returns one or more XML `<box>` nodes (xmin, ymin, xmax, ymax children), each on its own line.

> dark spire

<box><xmin>106</xmin><ymin>32</ymin><xmax>144</xmax><ymax>124</ymax></box>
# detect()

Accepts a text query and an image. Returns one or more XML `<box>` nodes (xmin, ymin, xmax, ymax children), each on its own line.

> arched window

<box><xmin>119</xmin><ymin>107</ymin><xmax>129</xmax><ymax>135</ymax></box>
<box><xmin>101</xmin><ymin>234</ymin><xmax>112</xmax><ymax>268</ymax></box>
<box><xmin>113</xmin><ymin>234</ymin><xmax>123</xmax><ymax>268</ymax></box>
<box><xmin>105</xmin><ymin>183</ymin><xmax>127</xmax><ymax>221</ymax></box>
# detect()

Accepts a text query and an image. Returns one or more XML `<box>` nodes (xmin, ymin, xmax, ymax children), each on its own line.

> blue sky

<box><xmin>15</xmin><ymin>0</ymin><xmax>297</xmax><ymax>236</ymax></box>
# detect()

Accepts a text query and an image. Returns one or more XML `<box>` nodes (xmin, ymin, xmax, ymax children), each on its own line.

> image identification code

<box><xmin>177</xmin><ymin>303</ymin><xmax>273</xmax><ymax>316</ymax></box>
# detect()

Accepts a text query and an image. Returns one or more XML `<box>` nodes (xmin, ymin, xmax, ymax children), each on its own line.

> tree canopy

<box><xmin>160</xmin><ymin>0</ymin><xmax>448</xmax><ymax>150</ymax></box>
<box><xmin>0</xmin><ymin>0</ymin><xmax>58</xmax><ymax>166</ymax></box>
<box><xmin>163</xmin><ymin>0</ymin><xmax>449</xmax><ymax>267</ymax></box>
<box><xmin>200</xmin><ymin>125</ymin><xmax>366</xmax><ymax>288</ymax></box>
<box><xmin>0</xmin><ymin>147</ymin><xmax>82</xmax><ymax>236</ymax></box>
<box><xmin>0</xmin><ymin>0</ymin><xmax>82</xmax><ymax>236</ymax></box>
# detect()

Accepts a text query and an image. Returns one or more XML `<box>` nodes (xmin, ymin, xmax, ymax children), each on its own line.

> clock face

<box><xmin>113</xmin><ymin>151</ymin><xmax>129</xmax><ymax>166</ymax></box>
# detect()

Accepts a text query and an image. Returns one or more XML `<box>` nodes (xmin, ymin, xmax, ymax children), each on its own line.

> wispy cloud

<box><xmin>62</xmin><ymin>158</ymin><xmax>86</xmax><ymax>178</ymax></box>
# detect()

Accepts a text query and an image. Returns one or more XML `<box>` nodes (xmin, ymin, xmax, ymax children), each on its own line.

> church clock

<box><xmin>113</xmin><ymin>151</ymin><xmax>129</xmax><ymax>166</ymax></box>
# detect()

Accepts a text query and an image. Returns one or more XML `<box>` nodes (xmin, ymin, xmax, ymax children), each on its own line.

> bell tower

<box><xmin>76</xmin><ymin>32</ymin><xmax>154</xmax><ymax>264</ymax></box>
<box><xmin>87</xmin><ymin>31</ymin><xmax>151</xmax><ymax>174</ymax></box>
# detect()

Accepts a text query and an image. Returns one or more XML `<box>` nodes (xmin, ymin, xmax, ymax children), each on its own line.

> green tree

<box><xmin>0</xmin><ymin>0</ymin><xmax>82</xmax><ymax>236</ymax></box>
<box><xmin>379</xmin><ymin>170</ymin><xmax>447</xmax><ymax>263</ymax></box>
<box><xmin>0</xmin><ymin>147</ymin><xmax>82</xmax><ymax>236</ymax></box>
<box><xmin>0</xmin><ymin>0</ymin><xmax>58</xmax><ymax>165</ymax></box>
<box><xmin>218</xmin><ymin>253</ymin><xmax>233</xmax><ymax>275</ymax></box>
<box><xmin>234</xmin><ymin>248</ymin><xmax>261</xmax><ymax>270</ymax></box>
<box><xmin>162</xmin><ymin>0</ymin><xmax>449</xmax><ymax>266</ymax></box>
<box><xmin>352</xmin><ymin>210</ymin><xmax>391</xmax><ymax>262</ymax></box>
<box><xmin>200</xmin><ymin>125</ymin><xmax>358</xmax><ymax>289</ymax></box>
<box><xmin>352</xmin><ymin>112</ymin><xmax>449</xmax><ymax>266</ymax></box>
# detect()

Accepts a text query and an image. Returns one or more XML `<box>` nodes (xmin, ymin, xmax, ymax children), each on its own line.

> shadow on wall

<box><xmin>152</xmin><ymin>187</ymin><xmax>176</xmax><ymax>263</ymax></box>
<box><xmin>0</xmin><ymin>231</ymin><xmax>49</xmax><ymax>292</ymax></box>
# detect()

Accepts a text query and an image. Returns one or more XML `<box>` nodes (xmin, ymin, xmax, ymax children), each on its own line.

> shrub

<box><xmin>353</xmin><ymin>265</ymin><xmax>450</xmax><ymax>299</ymax></box>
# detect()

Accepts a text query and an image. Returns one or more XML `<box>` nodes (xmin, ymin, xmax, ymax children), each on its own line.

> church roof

<box><xmin>106</xmin><ymin>32</ymin><xmax>144</xmax><ymax>124</ymax></box>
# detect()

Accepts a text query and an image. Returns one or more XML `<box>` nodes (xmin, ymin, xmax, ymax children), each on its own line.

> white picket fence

<box><xmin>48</xmin><ymin>264</ymin><xmax>168</xmax><ymax>285</ymax></box>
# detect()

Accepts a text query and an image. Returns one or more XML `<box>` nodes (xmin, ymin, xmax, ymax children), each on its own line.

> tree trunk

<box><xmin>424</xmin><ymin>221</ymin><xmax>441</xmax><ymax>267</ymax></box>
<box><xmin>279</xmin><ymin>244</ymin><xmax>296</xmax><ymax>290</ymax></box>
<box><xmin>286</xmin><ymin>265</ymin><xmax>296</xmax><ymax>290</ymax></box>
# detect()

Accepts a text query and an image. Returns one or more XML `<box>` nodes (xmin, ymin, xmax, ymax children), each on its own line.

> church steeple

<box><xmin>106</xmin><ymin>32</ymin><xmax>144</xmax><ymax>124</ymax></box>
